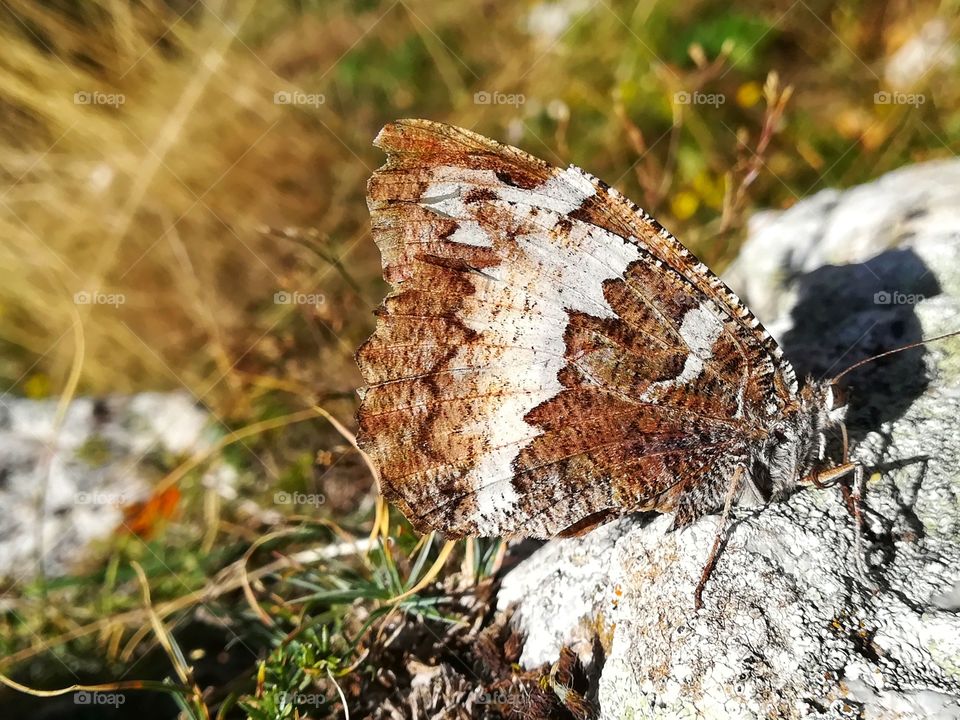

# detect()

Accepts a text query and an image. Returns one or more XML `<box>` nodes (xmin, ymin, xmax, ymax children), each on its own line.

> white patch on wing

<box><xmin>418</xmin><ymin>167</ymin><xmax>638</xmax><ymax>532</ymax></box>
<box><xmin>640</xmin><ymin>302</ymin><xmax>725</xmax><ymax>400</ymax></box>
<box><xmin>512</xmin><ymin>165</ymin><xmax>597</xmax><ymax>214</ymax></box>
<box><xmin>676</xmin><ymin>304</ymin><xmax>725</xmax><ymax>383</ymax></box>
<box><xmin>422</xmin><ymin>166</ymin><xmax>596</xmax><ymax>226</ymax></box>
<box><xmin>420</xmin><ymin>184</ymin><xmax>479</xmax><ymax>216</ymax></box>
<box><xmin>448</xmin><ymin>221</ymin><xmax>492</xmax><ymax>247</ymax></box>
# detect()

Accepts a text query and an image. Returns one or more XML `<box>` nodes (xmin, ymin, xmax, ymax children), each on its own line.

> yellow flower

<box><xmin>692</xmin><ymin>172</ymin><xmax>725</xmax><ymax>210</ymax></box>
<box><xmin>736</xmin><ymin>82</ymin><xmax>763</xmax><ymax>109</ymax></box>
<box><xmin>24</xmin><ymin>373</ymin><xmax>51</xmax><ymax>399</ymax></box>
<box><xmin>670</xmin><ymin>191</ymin><xmax>700</xmax><ymax>220</ymax></box>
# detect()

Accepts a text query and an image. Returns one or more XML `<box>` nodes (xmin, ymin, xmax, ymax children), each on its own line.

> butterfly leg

<box><xmin>811</xmin><ymin>421</ymin><xmax>851</xmax><ymax>489</ymax></box>
<box><xmin>694</xmin><ymin>463</ymin><xmax>746</xmax><ymax>611</ymax></box>
<box><xmin>807</xmin><ymin>461</ymin><xmax>876</xmax><ymax>590</ymax></box>
<box><xmin>847</xmin><ymin>462</ymin><xmax>876</xmax><ymax>590</ymax></box>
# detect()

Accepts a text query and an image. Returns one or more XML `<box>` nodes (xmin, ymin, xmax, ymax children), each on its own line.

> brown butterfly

<box><xmin>354</xmin><ymin>119</ymin><xmax>947</xmax><ymax>605</ymax></box>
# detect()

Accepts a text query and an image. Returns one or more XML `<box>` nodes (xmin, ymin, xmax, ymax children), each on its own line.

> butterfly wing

<box><xmin>357</xmin><ymin>119</ymin><xmax>797</xmax><ymax>538</ymax></box>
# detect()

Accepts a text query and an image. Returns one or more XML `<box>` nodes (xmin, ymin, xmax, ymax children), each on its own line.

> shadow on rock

<box><xmin>780</xmin><ymin>248</ymin><xmax>942</xmax><ymax>444</ymax></box>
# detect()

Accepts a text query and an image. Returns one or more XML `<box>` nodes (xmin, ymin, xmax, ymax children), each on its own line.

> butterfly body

<box><xmin>357</xmin><ymin>119</ymin><xmax>845</xmax><ymax>541</ymax></box>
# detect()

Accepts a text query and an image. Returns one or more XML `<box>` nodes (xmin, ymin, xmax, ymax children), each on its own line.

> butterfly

<box><xmin>355</xmin><ymin>119</ymin><xmax>866</xmax><ymax>605</ymax></box>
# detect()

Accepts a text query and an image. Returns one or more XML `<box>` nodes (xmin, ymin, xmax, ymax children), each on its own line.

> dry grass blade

<box><xmin>152</xmin><ymin>407</ymin><xmax>322</xmax><ymax>495</ymax></box>
<box><xmin>131</xmin><ymin>561</ymin><xmax>209</xmax><ymax>718</ymax></box>
<box><xmin>309</xmin><ymin>404</ymin><xmax>389</xmax><ymax>546</ymax></box>
<box><xmin>387</xmin><ymin>539</ymin><xmax>457</xmax><ymax>604</ymax></box>
<box><xmin>0</xmin><ymin>672</ymin><xmax>162</xmax><ymax>697</ymax></box>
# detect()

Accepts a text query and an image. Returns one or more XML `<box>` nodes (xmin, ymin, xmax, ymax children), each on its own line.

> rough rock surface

<box><xmin>497</xmin><ymin>159</ymin><xmax>960</xmax><ymax>719</ymax></box>
<box><xmin>0</xmin><ymin>392</ymin><xmax>227</xmax><ymax>580</ymax></box>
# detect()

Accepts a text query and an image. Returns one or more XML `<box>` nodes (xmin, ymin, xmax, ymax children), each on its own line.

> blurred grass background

<box><xmin>0</xmin><ymin>0</ymin><xmax>957</xmax><ymax>717</ymax></box>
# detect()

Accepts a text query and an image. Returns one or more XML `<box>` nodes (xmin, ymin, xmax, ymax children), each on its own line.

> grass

<box><xmin>0</xmin><ymin>0</ymin><xmax>957</xmax><ymax>717</ymax></box>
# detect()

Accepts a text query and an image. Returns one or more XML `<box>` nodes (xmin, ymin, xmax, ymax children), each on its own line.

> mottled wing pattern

<box><xmin>357</xmin><ymin>119</ymin><xmax>798</xmax><ymax>538</ymax></box>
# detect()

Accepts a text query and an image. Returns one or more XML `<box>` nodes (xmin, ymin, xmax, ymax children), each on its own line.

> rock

<box><xmin>883</xmin><ymin>19</ymin><xmax>957</xmax><ymax>92</ymax></box>
<box><xmin>497</xmin><ymin>159</ymin><xmax>960</xmax><ymax>719</ymax></box>
<box><xmin>525</xmin><ymin>0</ymin><xmax>593</xmax><ymax>45</ymax></box>
<box><xmin>0</xmin><ymin>392</ymin><xmax>228</xmax><ymax>581</ymax></box>
<box><xmin>497</xmin><ymin>519</ymin><xmax>632</xmax><ymax>667</ymax></box>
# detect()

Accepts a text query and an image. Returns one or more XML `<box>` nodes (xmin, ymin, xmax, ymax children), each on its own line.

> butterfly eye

<box><xmin>828</xmin><ymin>382</ymin><xmax>847</xmax><ymax>410</ymax></box>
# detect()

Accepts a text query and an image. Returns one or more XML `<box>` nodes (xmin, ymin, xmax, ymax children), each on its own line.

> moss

<box><xmin>74</xmin><ymin>434</ymin><xmax>112</xmax><ymax>467</ymax></box>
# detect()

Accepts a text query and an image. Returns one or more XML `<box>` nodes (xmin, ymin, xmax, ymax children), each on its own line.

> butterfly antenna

<box><xmin>829</xmin><ymin>329</ymin><xmax>960</xmax><ymax>385</ymax></box>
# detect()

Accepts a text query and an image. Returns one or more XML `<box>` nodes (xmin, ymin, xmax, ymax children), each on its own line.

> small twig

<box><xmin>720</xmin><ymin>71</ymin><xmax>794</xmax><ymax>232</ymax></box>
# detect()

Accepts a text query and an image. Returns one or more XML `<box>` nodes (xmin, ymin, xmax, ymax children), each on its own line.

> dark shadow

<box><xmin>865</xmin><ymin>455</ymin><xmax>931</xmax><ymax>543</ymax></box>
<box><xmin>779</xmin><ymin>248</ymin><xmax>942</xmax><ymax>445</ymax></box>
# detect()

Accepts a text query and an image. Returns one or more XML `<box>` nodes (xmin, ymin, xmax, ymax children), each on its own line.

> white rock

<box><xmin>0</xmin><ymin>392</ymin><xmax>224</xmax><ymax>579</ymax></box>
<box><xmin>884</xmin><ymin>19</ymin><xmax>958</xmax><ymax>91</ymax></box>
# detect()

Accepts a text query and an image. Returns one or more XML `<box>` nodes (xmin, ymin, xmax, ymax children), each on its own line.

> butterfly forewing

<box><xmin>357</xmin><ymin>119</ymin><xmax>798</xmax><ymax>538</ymax></box>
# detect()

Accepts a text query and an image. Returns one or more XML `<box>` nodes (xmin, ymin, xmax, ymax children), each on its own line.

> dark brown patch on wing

<box><xmin>464</xmin><ymin>187</ymin><xmax>499</xmax><ymax>204</ymax></box>
<box><xmin>495</xmin><ymin>168</ymin><xmax>543</xmax><ymax>190</ymax></box>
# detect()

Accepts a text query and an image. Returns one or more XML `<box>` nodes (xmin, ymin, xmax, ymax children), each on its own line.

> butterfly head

<box><xmin>758</xmin><ymin>380</ymin><xmax>848</xmax><ymax>498</ymax></box>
